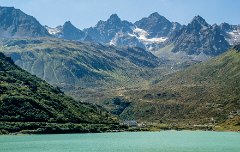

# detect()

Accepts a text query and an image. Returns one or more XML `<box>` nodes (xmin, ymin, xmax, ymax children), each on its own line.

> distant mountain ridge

<box><xmin>0</xmin><ymin>6</ymin><xmax>50</xmax><ymax>38</ymax></box>
<box><xmin>45</xmin><ymin>21</ymin><xmax>91</xmax><ymax>41</ymax></box>
<box><xmin>45</xmin><ymin>12</ymin><xmax>239</xmax><ymax>57</ymax></box>
<box><xmin>0</xmin><ymin>6</ymin><xmax>239</xmax><ymax>58</ymax></box>
<box><xmin>161</xmin><ymin>15</ymin><xmax>230</xmax><ymax>56</ymax></box>
<box><xmin>83</xmin><ymin>14</ymin><xmax>135</xmax><ymax>44</ymax></box>
<box><xmin>134</xmin><ymin>12</ymin><xmax>181</xmax><ymax>38</ymax></box>
<box><xmin>83</xmin><ymin>12</ymin><xmax>181</xmax><ymax>51</ymax></box>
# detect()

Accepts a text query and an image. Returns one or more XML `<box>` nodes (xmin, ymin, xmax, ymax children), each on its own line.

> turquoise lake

<box><xmin>0</xmin><ymin>131</ymin><xmax>239</xmax><ymax>152</ymax></box>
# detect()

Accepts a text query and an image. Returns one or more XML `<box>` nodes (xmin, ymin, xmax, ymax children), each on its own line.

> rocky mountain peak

<box><xmin>185</xmin><ymin>15</ymin><xmax>210</xmax><ymax>32</ymax></box>
<box><xmin>62</xmin><ymin>21</ymin><xmax>80</xmax><ymax>32</ymax></box>
<box><xmin>190</xmin><ymin>15</ymin><xmax>209</xmax><ymax>27</ymax></box>
<box><xmin>60</xmin><ymin>21</ymin><xmax>86</xmax><ymax>40</ymax></box>
<box><xmin>63</xmin><ymin>21</ymin><xmax>73</xmax><ymax>27</ymax></box>
<box><xmin>147</xmin><ymin>12</ymin><xmax>169</xmax><ymax>23</ymax></box>
<box><xmin>149</xmin><ymin>12</ymin><xmax>162</xmax><ymax>18</ymax></box>
<box><xmin>134</xmin><ymin>12</ymin><xmax>179</xmax><ymax>38</ymax></box>
<box><xmin>84</xmin><ymin>13</ymin><xmax>134</xmax><ymax>43</ymax></box>
<box><xmin>0</xmin><ymin>6</ymin><xmax>50</xmax><ymax>38</ymax></box>
<box><xmin>164</xmin><ymin>15</ymin><xmax>230</xmax><ymax>56</ymax></box>
<box><xmin>109</xmin><ymin>14</ymin><xmax>121</xmax><ymax>22</ymax></box>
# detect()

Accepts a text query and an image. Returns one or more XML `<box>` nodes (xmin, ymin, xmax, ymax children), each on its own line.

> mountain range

<box><xmin>1</xmin><ymin>6</ymin><xmax>239</xmax><ymax>59</ymax></box>
<box><xmin>159</xmin><ymin>16</ymin><xmax>230</xmax><ymax>56</ymax></box>
<box><xmin>45</xmin><ymin>12</ymin><xmax>239</xmax><ymax>59</ymax></box>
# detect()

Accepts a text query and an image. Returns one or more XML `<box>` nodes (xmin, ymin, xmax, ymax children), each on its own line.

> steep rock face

<box><xmin>0</xmin><ymin>7</ymin><xmax>50</xmax><ymax>38</ymax></box>
<box><xmin>84</xmin><ymin>14</ymin><xmax>135</xmax><ymax>43</ymax></box>
<box><xmin>134</xmin><ymin>12</ymin><xmax>181</xmax><ymax>38</ymax></box>
<box><xmin>163</xmin><ymin>16</ymin><xmax>230</xmax><ymax>56</ymax></box>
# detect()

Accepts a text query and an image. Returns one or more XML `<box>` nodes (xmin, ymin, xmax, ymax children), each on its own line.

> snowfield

<box><xmin>133</xmin><ymin>28</ymin><xmax>167</xmax><ymax>44</ymax></box>
<box><xmin>45</xmin><ymin>26</ymin><xmax>62</xmax><ymax>35</ymax></box>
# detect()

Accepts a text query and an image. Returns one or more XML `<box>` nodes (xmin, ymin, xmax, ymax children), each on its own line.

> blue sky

<box><xmin>0</xmin><ymin>0</ymin><xmax>239</xmax><ymax>29</ymax></box>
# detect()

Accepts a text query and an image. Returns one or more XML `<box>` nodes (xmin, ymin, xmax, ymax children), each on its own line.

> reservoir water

<box><xmin>0</xmin><ymin>131</ymin><xmax>239</xmax><ymax>152</ymax></box>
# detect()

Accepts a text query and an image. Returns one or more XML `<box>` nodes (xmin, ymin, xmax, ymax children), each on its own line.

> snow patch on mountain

<box><xmin>109</xmin><ymin>27</ymin><xmax>167</xmax><ymax>51</ymax></box>
<box><xmin>227</xmin><ymin>29</ymin><xmax>240</xmax><ymax>45</ymax></box>
<box><xmin>133</xmin><ymin>28</ymin><xmax>148</xmax><ymax>39</ymax></box>
<box><xmin>45</xmin><ymin>26</ymin><xmax>62</xmax><ymax>35</ymax></box>
<box><xmin>133</xmin><ymin>28</ymin><xmax>167</xmax><ymax>44</ymax></box>
<box><xmin>110</xmin><ymin>38</ymin><xmax>116</xmax><ymax>46</ymax></box>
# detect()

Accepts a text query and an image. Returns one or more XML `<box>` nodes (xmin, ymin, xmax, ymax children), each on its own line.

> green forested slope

<box><xmin>0</xmin><ymin>52</ymin><xmax>118</xmax><ymax>134</ymax></box>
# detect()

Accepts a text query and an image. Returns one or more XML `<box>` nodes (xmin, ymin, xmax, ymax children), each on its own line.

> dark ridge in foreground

<box><xmin>0</xmin><ymin>52</ymin><xmax>118</xmax><ymax>134</ymax></box>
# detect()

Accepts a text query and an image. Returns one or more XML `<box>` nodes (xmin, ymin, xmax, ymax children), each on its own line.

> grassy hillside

<box><xmin>0</xmin><ymin>52</ymin><xmax>118</xmax><ymax>134</ymax></box>
<box><xmin>0</xmin><ymin>38</ymin><xmax>174</xmax><ymax>103</ymax></box>
<box><xmin>117</xmin><ymin>46</ymin><xmax>240</xmax><ymax>131</ymax></box>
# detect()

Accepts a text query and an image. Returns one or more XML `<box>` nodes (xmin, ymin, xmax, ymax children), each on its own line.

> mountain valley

<box><xmin>0</xmin><ymin>6</ymin><xmax>239</xmax><ymax>133</ymax></box>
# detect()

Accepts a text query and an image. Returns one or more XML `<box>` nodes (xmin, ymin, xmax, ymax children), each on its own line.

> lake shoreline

<box><xmin>1</xmin><ymin>127</ymin><xmax>239</xmax><ymax>136</ymax></box>
<box><xmin>1</xmin><ymin>120</ymin><xmax>239</xmax><ymax>135</ymax></box>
